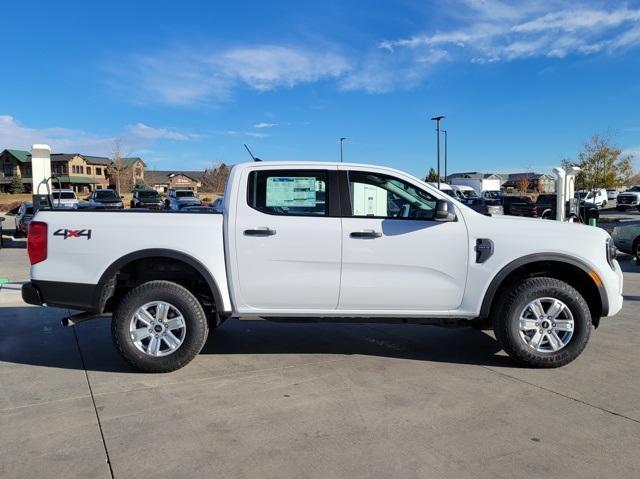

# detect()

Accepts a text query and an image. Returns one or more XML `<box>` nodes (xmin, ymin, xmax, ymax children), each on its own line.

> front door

<box><xmin>338</xmin><ymin>169</ymin><xmax>468</xmax><ymax>312</ymax></box>
<box><xmin>233</xmin><ymin>167</ymin><xmax>342</xmax><ymax>311</ymax></box>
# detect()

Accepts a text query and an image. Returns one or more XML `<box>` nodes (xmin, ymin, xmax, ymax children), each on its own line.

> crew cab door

<box><xmin>338</xmin><ymin>168</ymin><xmax>468</xmax><ymax>312</ymax></box>
<box><xmin>231</xmin><ymin>166</ymin><xmax>342</xmax><ymax>311</ymax></box>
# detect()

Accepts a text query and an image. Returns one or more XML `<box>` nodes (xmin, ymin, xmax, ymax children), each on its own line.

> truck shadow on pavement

<box><xmin>0</xmin><ymin>307</ymin><xmax>513</xmax><ymax>373</ymax></box>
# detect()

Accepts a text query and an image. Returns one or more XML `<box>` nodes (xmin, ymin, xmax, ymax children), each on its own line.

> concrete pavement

<box><xmin>1</xmin><ymin>245</ymin><xmax>639</xmax><ymax>478</ymax></box>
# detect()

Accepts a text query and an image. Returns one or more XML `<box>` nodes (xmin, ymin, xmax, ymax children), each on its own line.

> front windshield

<box><xmin>95</xmin><ymin>190</ymin><xmax>118</xmax><ymax>199</ymax></box>
<box><xmin>483</xmin><ymin>191</ymin><xmax>502</xmax><ymax>199</ymax></box>
<box><xmin>462</xmin><ymin>190</ymin><xmax>479</xmax><ymax>199</ymax></box>
<box><xmin>575</xmin><ymin>192</ymin><xmax>589</xmax><ymax>199</ymax></box>
<box><xmin>138</xmin><ymin>191</ymin><xmax>159</xmax><ymax>199</ymax></box>
<box><xmin>176</xmin><ymin>191</ymin><xmax>196</xmax><ymax>198</ymax></box>
<box><xmin>442</xmin><ymin>189</ymin><xmax>457</xmax><ymax>198</ymax></box>
<box><xmin>628</xmin><ymin>186</ymin><xmax>640</xmax><ymax>192</ymax></box>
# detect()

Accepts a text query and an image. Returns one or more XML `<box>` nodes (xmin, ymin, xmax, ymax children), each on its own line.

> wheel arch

<box><xmin>95</xmin><ymin>249</ymin><xmax>225</xmax><ymax>315</ymax></box>
<box><xmin>480</xmin><ymin>253</ymin><xmax>608</xmax><ymax>325</ymax></box>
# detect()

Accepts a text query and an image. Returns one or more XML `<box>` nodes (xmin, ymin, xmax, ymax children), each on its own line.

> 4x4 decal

<box><xmin>53</xmin><ymin>228</ymin><xmax>92</xmax><ymax>240</ymax></box>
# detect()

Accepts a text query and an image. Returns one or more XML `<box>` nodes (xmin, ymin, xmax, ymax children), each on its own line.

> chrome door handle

<box><xmin>244</xmin><ymin>227</ymin><xmax>277</xmax><ymax>237</ymax></box>
<box><xmin>350</xmin><ymin>229</ymin><xmax>382</xmax><ymax>239</ymax></box>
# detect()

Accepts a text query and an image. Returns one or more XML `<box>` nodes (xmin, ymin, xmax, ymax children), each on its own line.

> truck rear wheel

<box><xmin>493</xmin><ymin>277</ymin><xmax>591</xmax><ymax>368</ymax></box>
<box><xmin>112</xmin><ymin>280</ymin><xmax>209</xmax><ymax>373</ymax></box>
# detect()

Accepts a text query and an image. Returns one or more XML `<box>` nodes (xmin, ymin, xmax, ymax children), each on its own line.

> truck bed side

<box><xmin>29</xmin><ymin>210</ymin><xmax>231</xmax><ymax>313</ymax></box>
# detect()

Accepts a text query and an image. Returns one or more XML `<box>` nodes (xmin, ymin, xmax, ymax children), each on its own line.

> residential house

<box><xmin>145</xmin><ymin>170</ymin><xmax>203</xmax><ymax>193</ymax></box>
<box><xmin>110</xmin><ymin>157</ymin><xmax>146</xmax><ymax>190</ymax></box>
<box><xmin>0</xmin><ymin>149</ymin><xmax>110</xmax><ymax>193</ymax></box>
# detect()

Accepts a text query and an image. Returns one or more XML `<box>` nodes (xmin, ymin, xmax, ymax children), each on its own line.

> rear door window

<box><xmin>248</xmin><ymin>170</ymin><xmax>328</xmax><ymax>216</ymax></box>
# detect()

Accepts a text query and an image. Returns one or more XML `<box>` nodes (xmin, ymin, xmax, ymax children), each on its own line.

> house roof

<box><xmin>83</xmin><ymin>155</ymin><xmax>112</xmax><ymax>166</ymax></box>
<box><xmin>4</xmin><ymin>149</ymin><xmax>31</xmax><ymax>163</ymax></box>
<box><xmin>119</xmin><ymin>157</ymin><xmax>146</xmax><ymax>167</ymax></box>
<box><xmin>145</xmin><ymin>170</ymin><xmax>204</xmax><ymax>185</ymax></box>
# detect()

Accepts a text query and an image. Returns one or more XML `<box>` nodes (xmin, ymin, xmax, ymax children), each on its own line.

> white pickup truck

<box><xmin>22</xmin><ymin>161</ymin><xmax>623</xmax><ymax>372</ymax></box>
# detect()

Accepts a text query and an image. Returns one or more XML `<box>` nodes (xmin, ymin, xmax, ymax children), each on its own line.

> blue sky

<box><xmin>1</xmin><ymin>0</ymin><xmax>640</xmax><ymax>178</ymax></box>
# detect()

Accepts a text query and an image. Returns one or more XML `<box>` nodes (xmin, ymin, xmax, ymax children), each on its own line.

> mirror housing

<box><xmin>435</xmin><ymin>199</ymin><xmax>456</xmax><ymax>222</ymax></box>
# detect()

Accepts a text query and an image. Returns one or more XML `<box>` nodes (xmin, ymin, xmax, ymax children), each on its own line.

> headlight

<box><xmin>606</xmin><ymin>237</ymin><xmax>617</xmax><ymax>269</ymax></box>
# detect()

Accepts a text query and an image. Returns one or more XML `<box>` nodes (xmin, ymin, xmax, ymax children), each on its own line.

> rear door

<box><xmin>338</xmin><ymin>168</ymin><xmax>468</xmax><ymax>312</ymax></box>
<box><xmin>232</xmin><ymin>166</ymin><xmax>342</xmax><ymax>311</ymax></box>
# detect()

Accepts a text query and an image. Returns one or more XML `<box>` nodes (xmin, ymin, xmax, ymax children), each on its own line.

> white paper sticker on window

<box><xmin>266</xmin><ymin>177</ymin><xmax>317</xmax><ymax>207</ymax></box>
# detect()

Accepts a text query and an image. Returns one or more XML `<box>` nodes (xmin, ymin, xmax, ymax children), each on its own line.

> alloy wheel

<box><xmin>518</xmin><ymin>297</ymin><xmax>574</xmax><ymax>353</ymax></box>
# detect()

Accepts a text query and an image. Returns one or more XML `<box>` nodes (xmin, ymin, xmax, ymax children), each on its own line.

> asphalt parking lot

<box><xmin>1</xmin><ymin>218</ymin><xmax>640</xmax><ymax>478</ymax></box>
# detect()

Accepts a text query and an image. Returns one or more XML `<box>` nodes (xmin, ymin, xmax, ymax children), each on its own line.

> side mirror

<box><xmin>435</xmin><ymin>199</ymin><xmax>456</xmax><ymax>222</ymax></box>
<box><xmin>120</xmin><ymin>195</ymin><xmax>125</xmax><ymax>199</ymax></box>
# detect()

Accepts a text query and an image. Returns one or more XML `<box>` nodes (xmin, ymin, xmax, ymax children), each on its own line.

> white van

<box><xmin>451</xmin><ymin>185</ymin><xmax>479</xmax><ymax>201</ymax></box>
<box><xmin>427</xmin><ymin>182</ymin><xmax>460</xmax><ymax>200</ymax></box>
<box><xmin>575</xmin><ymin>189</ymin><xmax>608</xmax><ymax>208</ymax></box>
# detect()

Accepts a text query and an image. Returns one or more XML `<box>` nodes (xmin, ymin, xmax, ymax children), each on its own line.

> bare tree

<box><xmin>107</xmin><ymin>139</ymin><xmax>134</xmax><ymax>193</ymax></box>
<box><xmin>518</xmin><ymin>175</ymin><xmax>529</xmax><ymax>194</ymax></box>
<box><xmin>200</xmin><ymin>163</ymin><xmax>231</xmax><ymax>193</ymax></box>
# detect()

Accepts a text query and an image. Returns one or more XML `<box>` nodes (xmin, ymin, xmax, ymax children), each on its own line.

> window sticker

<box><xmin>266</xmin><ymin>177</ymin><xmax>317</xmax><ymax>207</ymax></box>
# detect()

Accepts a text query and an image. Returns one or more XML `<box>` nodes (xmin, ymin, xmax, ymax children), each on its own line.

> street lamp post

<box><xmin>340</xmin><ymin>137</ymin><xmax>347</xmax><ymax>163</ymax></box>
<box><xmin>430</xmin><ymin>116</ymin><xmax>445</xmax><ymax>189</ymax></box>
<box><xmin>442</xmin><ymin>129</ymin><xmax>448</xmax><ymax>182</ymax></box>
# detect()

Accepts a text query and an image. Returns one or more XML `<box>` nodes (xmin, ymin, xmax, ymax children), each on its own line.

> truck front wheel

<box><xmin>112</xmin><ymin>280</ymin><xmax>209</xmax><ymax>373</ymax></box>
<box><xmin>493</xmin><ymin>277</ymin><xmax>591</xmax><ymax>368</ymax></box>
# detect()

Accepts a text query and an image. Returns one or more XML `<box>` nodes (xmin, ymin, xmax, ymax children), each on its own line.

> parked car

<box><xmin>466</xmin><ymin>198</ymin><xmax>503</xmax><ymax>216</ymax></box>
<box><xmin>611</xmin><ymin>220</ymin><xmax>640</xmax><ymax>263</ymax></box>
<box><xmin>481</xmin><ymin>190</ymin><xmax>504</xmax><ymax>200</ymax></box>
<box><xmin>451</xmin><ymin>185</ymin><xmax>479</xmax><ymax>201</ymax></box>
<box><xmin>575</xmin><ymin>189</ymin><xmax>607</xmax><ymax>208</ymax></box>
<box><xmin>606</xmin><ymin>189</ymin><xmax>618</xmax><ymax>200</ymax></box>
<box><xmin>535</xmin><ymin>194</ymin><xmax>599</xmax><ymax>222</ymax></box>
<box><xmin>165</xmin><ymin>189</ymin><xmax>202</xmax><ymax>210</ymax></box>
<box><xmin>14</xmin><ymin>202</ymin><xmax>34</xmax><ymax>236</ymax></box>
<box><xmin>501</xmin><ymin>196</ymin><xmax>537</xmax><ymax>217</ymax></box>
<box><xmin>211</xmin><ymin>196</ymin><xmax>224</xmax><ymax>213</ymax></box>
<box><xmin>22</xmin><ymin>161</ymin><xmax>623</xmax><ymax>372</ymax></box>
<box><xmin>427</xmin><ymin>182</ymin><xmax>458</xmax><ymax>200</ymax></box>
<box><xmin>131</xmin><ymin>189</ymin><xmax>164</xmax><ymax>209</ymax></box>
<box><xmin>51</xmin><ymin>189</ymin><xmax>78</xmax><ymax>209</ymax></box>
<box><xmin>616</xmin><ymin>186</ymin><xmax>640</xmax><ymax>211</ymax></box>
<box><xmin>87</xmin><ymin>189</ymin><xmax>124</xmax><ymax>209</ymax></box>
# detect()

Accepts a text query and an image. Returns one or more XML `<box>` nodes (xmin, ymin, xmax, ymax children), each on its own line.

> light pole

<box><xmin>340</xmin><ymin>137</ymin><xmax>347</xmax><ymax>163</ymax></box>
<box><xmin>442</xmin><ymin>129</ymin><xmax>448</xmax><ymax>183</ymax></box>
<box><xmin>430</xmin><ymin>116</ymin><xmax>445</xmax><ymax>189</ymax></box>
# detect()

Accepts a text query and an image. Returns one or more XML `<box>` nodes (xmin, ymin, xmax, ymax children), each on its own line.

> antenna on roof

<box><xmin>244</xmin><ymin>143</ymin><xmax>262</xmax><ymax>162</ymax></box>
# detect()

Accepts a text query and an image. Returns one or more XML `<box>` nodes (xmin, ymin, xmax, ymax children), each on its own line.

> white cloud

<box><xmin>218</xmin><ymin>130</ymin><xmax>270</xmax><ymax>139</ymax></box>
<box><xmin>126</xmin><ymin>123</ymin><xmax>198</xmax><ymax>141</ymax></box>
<box><xmin>0</xmin><ymin>115</ymin><xmax>198</xmax><ymax>156</ymax></box>
<box><xmin>107</xmin><ymin>3</ymin><xmax>640</xmax><ymax>99</ymax></box>
<box><xmin>379</xmin><ymin>4</ymin><xmax>640</xmax><ymax>64</ymax></box>
<box><xmin>111</xmin><ymin>44</ymin><xmax>350</xmax><ymax>106</ymax></box>
<box><xmin>253</xmin><ymin>122</ymin><xmax>278</xmax><ymax>129</ymax></box>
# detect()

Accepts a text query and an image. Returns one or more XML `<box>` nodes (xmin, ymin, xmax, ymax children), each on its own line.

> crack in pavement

<box><xmin>483</xmin><ymin>366</ymin><xmax>640</xmax><ymax>425</ymax></box>
<box><xmin>72</xmin><ymin>325</ymin><xmax>115</xmax><ymax>479</ymax></box>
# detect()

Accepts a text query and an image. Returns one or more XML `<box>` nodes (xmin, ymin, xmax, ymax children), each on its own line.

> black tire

<box><xmin>492</xmin><ymin>277</ymin><xmax>591</xmax><ymax>368</ymax></box>
<box><xmin>112</xmin><ymin>280</ymin><xmax>209</xmax><ymax>373</ymax></box>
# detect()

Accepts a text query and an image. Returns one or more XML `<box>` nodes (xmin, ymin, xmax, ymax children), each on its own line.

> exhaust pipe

<box><xmin>61</xmin><ymin>311</ymin><xmax>99</xmax><ymax>327</ymax></box>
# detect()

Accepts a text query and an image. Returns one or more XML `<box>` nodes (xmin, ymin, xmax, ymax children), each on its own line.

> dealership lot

<box><xmin>1</xmin><ymin>226</ymin><xmax>640</xmax><ymax>478</ymax></box>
